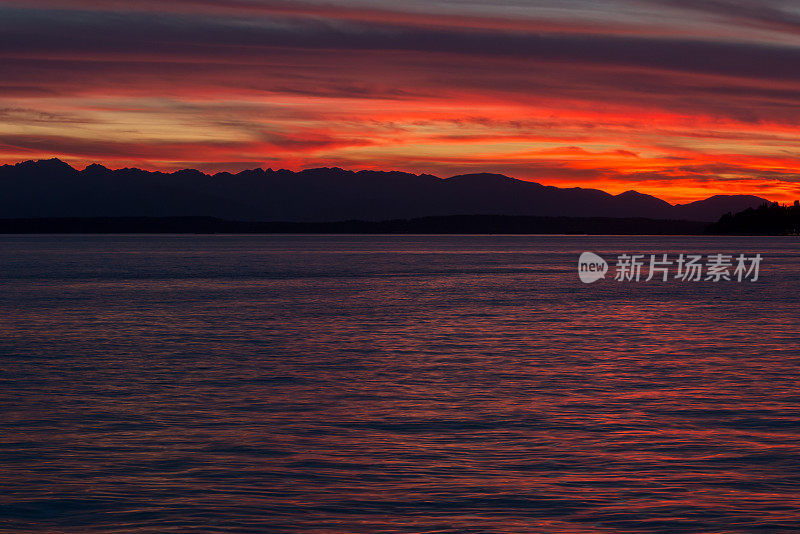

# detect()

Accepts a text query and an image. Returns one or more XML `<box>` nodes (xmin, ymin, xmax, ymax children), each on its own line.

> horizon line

<box><xmin>2</xmin><ymin>157</ymin><xmax>780</xmax><ymax>207</ymax></box>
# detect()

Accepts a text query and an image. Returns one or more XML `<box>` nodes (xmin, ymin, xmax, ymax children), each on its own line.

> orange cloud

<box><xmin>2</xmin><ymin>2</ymin><xmax>800</xmax><ymax>203</ymax></box>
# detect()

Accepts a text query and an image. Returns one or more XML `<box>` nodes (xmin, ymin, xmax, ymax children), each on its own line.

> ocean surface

<box><xmin>1</xmin><ymin>234</ymin><xmax>799</xmax><ymax>533</ymax></box>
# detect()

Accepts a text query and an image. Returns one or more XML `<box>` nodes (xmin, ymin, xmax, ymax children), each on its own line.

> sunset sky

<box><xmin>3</xmin><ymin>0</ymin><xmax>800</xmax><ymax>202</ymax></box>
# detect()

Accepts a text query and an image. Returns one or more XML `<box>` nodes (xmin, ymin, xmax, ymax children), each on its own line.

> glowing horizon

<box><xmin>3</xmin><ymin>1</ymin><xmax>800</xmax><ymax>203</ymax></box>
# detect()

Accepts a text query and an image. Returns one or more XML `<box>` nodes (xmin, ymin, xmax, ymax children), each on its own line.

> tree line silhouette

<box><xmin>708</xmin><ymin>201</ymin><xmax>800</xmax><ymax>235</ymax></box>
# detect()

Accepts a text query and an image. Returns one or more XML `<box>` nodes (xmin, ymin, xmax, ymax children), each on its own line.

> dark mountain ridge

<box><xmin>0</xmin><ymin>158</ymin><xmax>768</xmax><ymax>222</ymax></box>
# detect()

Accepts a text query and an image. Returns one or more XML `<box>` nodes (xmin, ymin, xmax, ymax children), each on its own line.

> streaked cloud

<box><xmin>2</xmin><ymin>1</ymin><xmax>800</xmax><ymax>201</ymax></box>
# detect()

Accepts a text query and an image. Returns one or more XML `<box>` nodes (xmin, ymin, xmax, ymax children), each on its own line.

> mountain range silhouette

<box><xmin>0</xmin><ymin>159</ymin><xmax>767</xmax><ymax>222</ymax></box>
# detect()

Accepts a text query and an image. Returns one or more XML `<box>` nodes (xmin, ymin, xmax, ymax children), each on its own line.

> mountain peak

<box><xmin>16</xmin><ymin>158</ymin><xmax>75</xmax><ymax>172</ymax></box>
<box><xmin>614</xmin><ymin>190</ymin><xmax>673</xmax><ymax>210</ymax></box>
<box><xmin>616</xmin><ymin>190</ymin><xmax>646</xmax><ymax>198</ymax></box>
<box><xmin>448</xmin><ymin>172</ymin><xmax>516</xmax><ymax>181</ymax></box>
<box><xmin>83</xmin><ymin>163</ymin><xmax>109</xmax><ymax>172</ymax></box>
<box><xmin>173</xmin><ymin>168</ymin><xmax>207</xmax><ymax>178</ymax></box>
<box><xmin>445</xmin><ymin>173</ymin><xmax>532</xmax><ymax>188</ymax></box>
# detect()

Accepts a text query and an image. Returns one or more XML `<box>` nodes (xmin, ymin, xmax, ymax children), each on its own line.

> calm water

<box><xmin>1</xmin><ymin>235</ymin><xmax>800</xmax><ymax>533</ymax></box>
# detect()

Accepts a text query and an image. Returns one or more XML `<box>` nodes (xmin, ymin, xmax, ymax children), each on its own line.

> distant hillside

<box><xmin>0</xmin><ymin>215</ymin><xmax>709</xmax><ymax>235</ymax></box>
<box><xmin>707</xmin><ymin>201</ymin><xmax>800</xmax><ymax>235</ymax></box>
<box><xmin>0</xmin><ymin>159</ymin><xmax>769</xmax><ymax>222</ymax></box>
